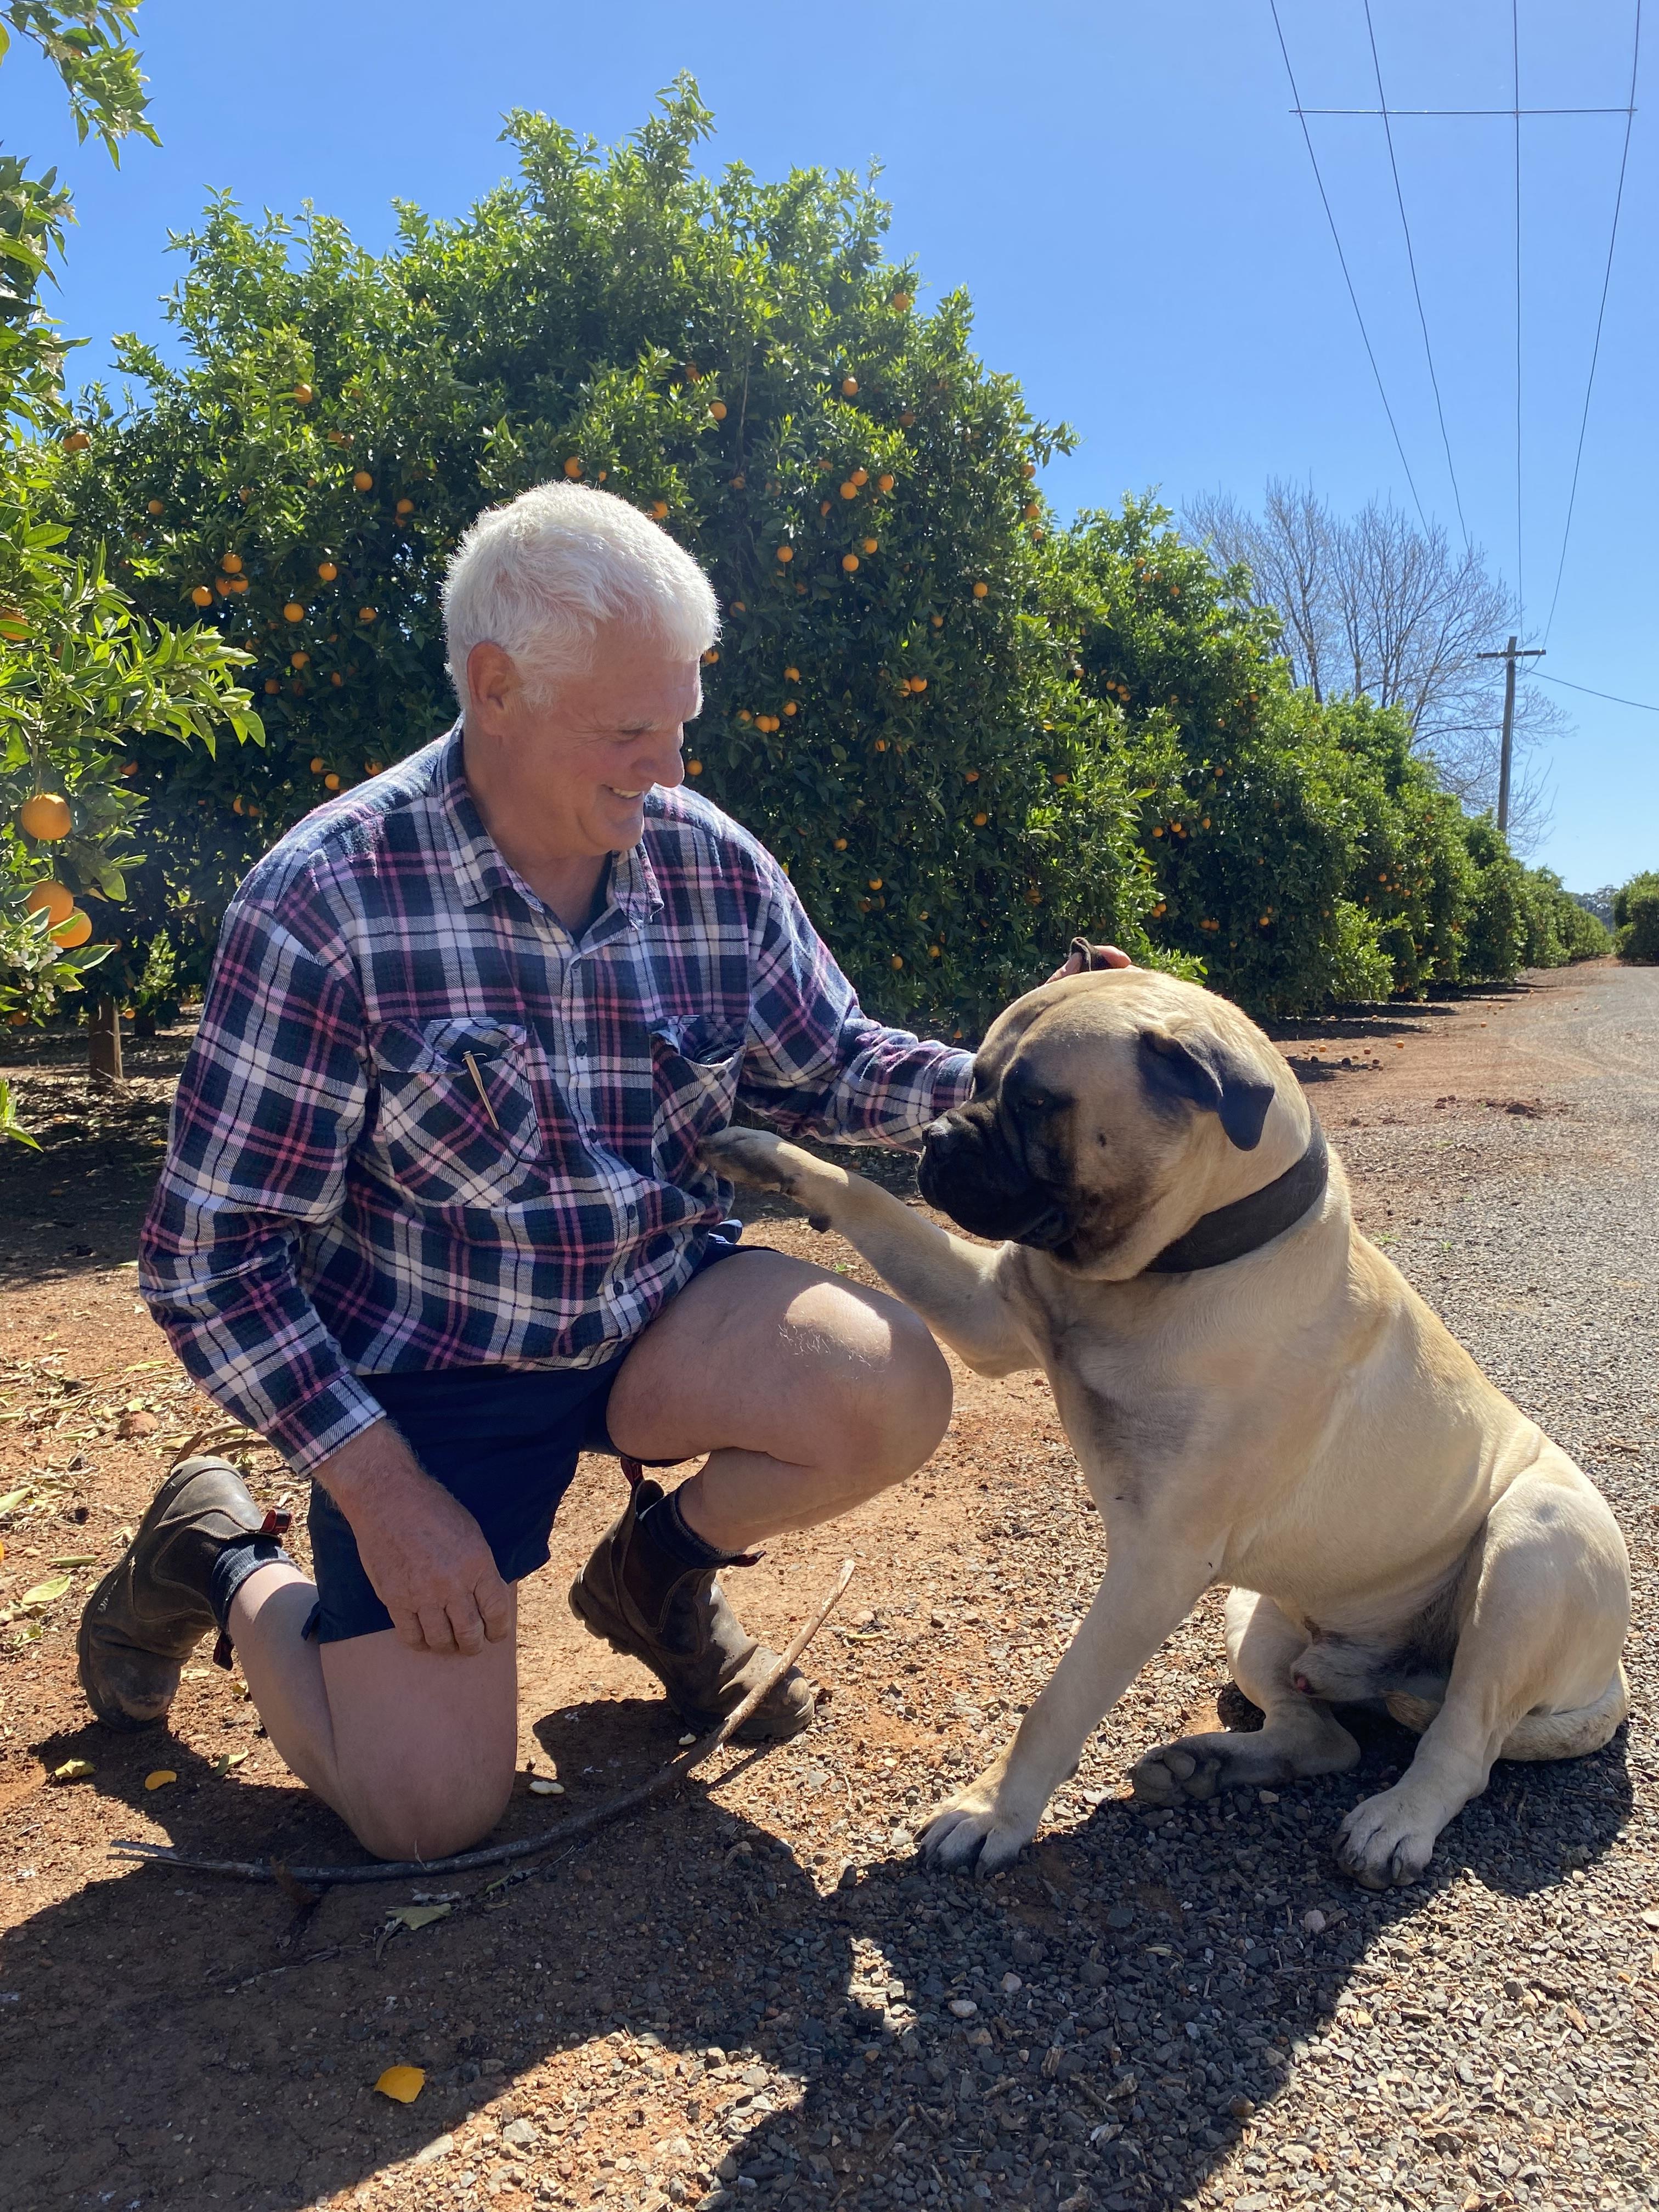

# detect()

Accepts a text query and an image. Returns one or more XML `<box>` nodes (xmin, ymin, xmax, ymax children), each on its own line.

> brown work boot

<box><xmin>568</xmin><ymin>1475</ymin><xmax>816</xmax><ymax>1741</ymax></box>
<box><xmin>77</xmin><ymin>1455</ymin><xmax>290</xmax><ymax>1730</ymax></box>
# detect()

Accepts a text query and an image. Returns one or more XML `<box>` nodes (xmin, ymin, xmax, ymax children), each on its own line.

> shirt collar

<box><xmin>435</xmin><ymin>719</ymin><xmax>666</xmax><ymax>933</ymax></box>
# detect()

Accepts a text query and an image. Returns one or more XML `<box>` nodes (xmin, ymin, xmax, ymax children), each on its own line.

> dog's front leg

<box><xmin>919</xmin><ymin>1537</ymin><xmax>1217</xmax><ymax>1874</ymax></box>
<box><xmin>702</xmin><ymin>1126</ymin><xmax>1036</xmax><ymax>1376</ymax></box>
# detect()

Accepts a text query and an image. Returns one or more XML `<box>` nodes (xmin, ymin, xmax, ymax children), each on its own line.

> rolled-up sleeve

<box><xmin>735</xmin><ymin>862</ymin><xmax>973</xmax><ymax>1142</ymax></box>
<box><xmin>138</xmin><ymin>890</ymin><xmax>386</xmax><ymax>1475</ymax></box>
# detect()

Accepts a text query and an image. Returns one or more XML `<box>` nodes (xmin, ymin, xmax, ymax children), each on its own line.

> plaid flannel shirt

<box><xmin>139</xmin><ymin>725</ymin><xmax>973</xmax><ymax>1477</ymax></box>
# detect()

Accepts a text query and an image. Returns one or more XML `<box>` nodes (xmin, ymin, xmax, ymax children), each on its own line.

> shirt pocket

<box><xmin>649</xmin><ymin>1017</ymin><xmax>745</xmax><ymax>1190</ymax></box>
<box><xmin>366</xmin><ymin>1018</ymin><xmax>545</xmax><ymax>1208</ymax></box>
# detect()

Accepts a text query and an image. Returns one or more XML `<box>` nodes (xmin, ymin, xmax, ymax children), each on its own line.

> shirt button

<box><xmin>573</xmin><ymin>1040</ymin><xmax>589</xmax><ymax>1056</ymax></box>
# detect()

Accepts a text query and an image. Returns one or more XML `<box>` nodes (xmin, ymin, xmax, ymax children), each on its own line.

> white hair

<box><xmin>442</xmin><ymin>481</ymin><xmax>720</xmax><ymax>715</ymax></box>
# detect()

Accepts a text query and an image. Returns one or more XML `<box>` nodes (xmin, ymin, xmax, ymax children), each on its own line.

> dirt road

<box><xmin>1</xmin><ymin>962</ymin><xmax>1655</xmax><ymax>2212</ymax></box>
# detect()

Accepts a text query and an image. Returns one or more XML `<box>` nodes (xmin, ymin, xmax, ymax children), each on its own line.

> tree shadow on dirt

<box><xmin>0</xmin><ymin>1670</ymin><xmax>1633</xmax><ymax>2212</ymax></box>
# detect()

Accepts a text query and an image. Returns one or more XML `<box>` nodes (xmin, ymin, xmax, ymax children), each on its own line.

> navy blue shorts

<box><xmin>305</xmin><ymin>1229</ymin><xmax>751</xmax><ymax>1643</ymax></box>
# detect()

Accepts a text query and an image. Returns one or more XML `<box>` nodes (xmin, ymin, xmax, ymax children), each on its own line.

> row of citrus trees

<box><xmin>6</xmin><ymin>81</ymin><xmax>1607</xmax><ymax>1050</ymax></box>
<box><xmin>1613</xmin><ymin>874</ymin><xmax>1659</xmax><ymax>963</ymax></box>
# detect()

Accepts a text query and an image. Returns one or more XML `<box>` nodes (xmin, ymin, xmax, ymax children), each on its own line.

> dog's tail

<box><xmin>1384</xmin><ymin>1664</ymin><xmax>1629</xmax><ymax>1762</ymax></box>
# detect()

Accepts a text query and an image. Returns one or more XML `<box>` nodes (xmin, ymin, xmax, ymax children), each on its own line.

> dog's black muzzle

<box><xmin>917</xmin><ymin>1105</ymin><xmax>1075</xmax><ymax>1250</ymax></box>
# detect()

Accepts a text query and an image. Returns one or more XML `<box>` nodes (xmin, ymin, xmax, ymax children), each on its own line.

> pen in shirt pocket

<box><xmin>461</xmin><ymin>1050</ymin><xmax>503</xmax><ymax>1132</ymax></box>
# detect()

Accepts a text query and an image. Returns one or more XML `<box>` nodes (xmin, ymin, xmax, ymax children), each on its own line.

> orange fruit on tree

<box><xmin>19</xmin><ymin>794</ymin><xmax>71</xmax><ymax>841</ymax></box>
<box><xmin>833</xmin><ymin>837</ymin><xmax>847</xmax><ymax>850</ymax></box>
<box><xmin>842</xmin><ymin>554</ymin><xmax>860</xmax><ymax>572</ymax></box>
<box><xmin>910</xmin><ymin>676</ymin><xmax>927</xmax><ymax>692</ymax></box>
<box><xmin>841</xmin><ymin>376</ymin><xmax>858</xmax><ymax>397</ymax></box>
<box><xmin>972</xmin><ymin>581</ymin><xmax>989</xmax><ymax>598</ymax></box>
<box><xmin>25</xmin><ymin>881</ymin><xmax>74</xmax><ymax>927</ymax></box>
<box><xmin>702</xmin><ymin>649</ymin><xmax>719</xmax><ymax>664</ymax></box>
<box><xmin>877</xmin><ymin>473</ymin><xmax>895</xmax><ymax>494</ymax></box>
<box><xmin>783</xmin><ymin>701</ymin><xmax>797</xmax><ymax>716</ymax></box>
<box><xmin>686</xmin><ymin>758</ymin><xmax>703</xmax><ymax>776</ymax></box>
<box><xmin>900</xmin><ymin>410</ymin><xmax>916</xmax><ymax>427</ymax></box>
<box><xmin>850</xmin><ymin>467</ymin><xmax>868</xmax><ymax>487</ymax></box>
<box><xmin>352</xmin><ymin>470</ymin><xmax>374</xmax><ymax>492</ymax></box>
<box><xmin>358</xmin><ymin>606</ymin><xmax>377</xmax><ymax>623</ymax></box>
<box><xmin>292</xmin><ymin>382</ymin><xmax>313</xmax><ymax>404</ymax></box>
<box><xmin>290</xmin><ymin>651</ymin><xmax>309</xmax><ymax>669</ymax></box>
<box><xmin>283</xmin><ymin>601</ymin><xmax>305</xmax><ymax>623</ymax></box>
<box><xmin>862</xmin><ymin>537</ymin><xmax>878</xmax><ymax>554</ymax></box>
<box><xmin>562</xmin><ymin>456</ymin><xmax>582</xmax><ymax>479</ymax></box>
<box><xmin>652</xmin><ymin>501</ymin><xmax>669</xmax><ymax>520</ymax></box>
<box><xmin>309</xmin><ymin>757</ymin><xmax>325</xmax><ymax>774</ymax></box>
<box><xmin>839</xmin><ymin>481</ymin><xmax>859</xmax><ymax>500</ymax></box>
<box><xmin>327</xmin><ymin>430</ymin><xmax>347</xmax><ymax>446</ymax></box>
<box><xmin>784</xmin><ymin>666</ymin><xmax>800</xmax><ymax>681</ymax></box>
<box><xmin>930</xmin><ymin>613</ymin><xmax>944</xmax><ymax>628</ymax></box>
<box><xmin>890</xmin><ymin>291</ymin><xmax>912</xmax><ymax>311</ymax></box>
<box><xmin>973</xmin><ymin>811</ymin><xmax>988</xmax><ymax>827</ymax></box>
<box><xmin>367</xmin><ymin>760</ymin><xmax>383</xmax><ymax>774</ymax></box>
<box><xmin>396</xmin><ymin>498</ymin><xmax>414</xmax><ymax>516</ymax></box>
<box><xmin>331</xmin><ymin>671</ymin><xmax>343</xmax><ymax>686</ymax></box>
<box><xmin>324</xmin><ymin>773</ymin><xmax>341</xmax><ymax>791</ymax></box>
<box><xmin>317</xmin><ymin>561</ymin><xmax>338</xmax><ymax>582</ymax></box>
<box><xmin>222</xmin><ymin>552</ymin><xmax>244</xmax><ymax>574</ymax></box>
<box><xmin>228</xmin><ymin>575</ymin><xmax>249</xmax><ymax>592</ymax></box>
<box><xmin>776</xmin><ymin>545</ymin><xmax>793</xmax><ymax>563</ymax></box>
<box><xmin>52</xmin><ymin>909</ymin><xmax>92</xmax><ymax>947</ymax></box>
<box><xmin>146</xmin><ymin>498</ymin><xmax>164</xmax><ymax>516</ymax></box>
<box><xmin>264</xmin><ymin>678</ymin><xmax>280</xmax><ymax>694</ymax></box>
<box><xmin>190</xmin><ymin>584</ymin><xmax>213</xmax><ymax>608</ymax></box>
<box><xmin>709</xmin><ymin>401</ymin><xmax>727</xmax><ymax>421</ymax></box>
<box><xmin>62</xmin><ymin>429</ymin><xmax>89</xmax><ymax>453</ymax></box>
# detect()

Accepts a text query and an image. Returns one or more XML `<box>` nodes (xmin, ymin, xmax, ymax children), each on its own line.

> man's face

<box><xmin>467</xmin><ymin>621</ymin><xmax>702</xmax><ymax>856</ymax></box>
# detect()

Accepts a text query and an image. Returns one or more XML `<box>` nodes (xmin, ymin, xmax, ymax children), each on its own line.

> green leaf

<box><xmin>20</xmin><ymin>1575</ymin><xmax>71</xmax><ymax>1607</ymax></box>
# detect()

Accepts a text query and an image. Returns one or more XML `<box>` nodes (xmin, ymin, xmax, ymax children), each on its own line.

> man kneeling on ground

<box><xmin>78</xmin><ymin>481</ymin><xmax>1122</xmax><ymax>1862</ymax></box>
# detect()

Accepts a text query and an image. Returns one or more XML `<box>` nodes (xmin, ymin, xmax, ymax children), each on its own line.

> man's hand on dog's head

<box><xmin>1047</xmin><ymin>942</ymin><xmax>1133</xmax><ymax>983</ymax></box>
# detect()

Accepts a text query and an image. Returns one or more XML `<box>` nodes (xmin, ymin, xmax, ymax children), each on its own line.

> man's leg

<box><xmin>227</xmin><ymin>1567</ymin><xmax>519</xmax><ymax>1863</ymax></box>
<box><xmin>569</xmin><ymin>1248</ymin><xmax>951</xmax><ymax>1734</ymax></box>
<box><xmin>604</xmin><ymin>1248</ymin><xmax>954</xmax><ymax>1547</ymax></box>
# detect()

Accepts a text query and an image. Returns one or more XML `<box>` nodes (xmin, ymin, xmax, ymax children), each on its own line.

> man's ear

<box><xmin>1138</xmin><ymin>1027</ymin><xmax>1276</xmax><ymax>1151</ymax></box>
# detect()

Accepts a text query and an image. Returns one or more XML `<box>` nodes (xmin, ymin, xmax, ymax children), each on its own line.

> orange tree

<box><xmin>1</xmin><ymin>0</ymin><xmax>260</xmax><ymax>1064</ymax></box>
<box><xmin>69</xmin><ymin>81</ymin><xmax>1159</xmax><ymax>1035</ymax></box>
<box><xmin>1050</xmin><ymin>499</ymin><xmax>1598</xmax><ymax>1009</ymax></box>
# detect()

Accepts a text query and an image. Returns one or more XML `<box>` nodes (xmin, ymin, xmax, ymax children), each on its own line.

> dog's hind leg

<box><xmin>1131</xmin><ymin>1589</ymin><xmax>1360</xmax><ymax>1807</ymax></box>
<box><xmin>1337</xmin><ymin>1456</ymin><xmax>1630</xmax><ymax>1889</ymax></box>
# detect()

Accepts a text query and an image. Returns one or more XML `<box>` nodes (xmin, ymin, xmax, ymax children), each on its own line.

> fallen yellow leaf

<box><xmin>52</xmin><ymin>1758</ymin><xmax>94</xmax><ymax>1783</ymax></box>
<box><xmin>20</xmin><ymin>1575</ymin><xmax>71</xmax><ymax>1609</ymax></box>
<box><xmin>374</xmin><ymin>2066</ymin><xmax>425</xmax><ymax>2103</ymax></box>
<box><xmin>144</xmin><ymin>1769</ymin><xmax>177</xmax><ymax>1791</ymax></box>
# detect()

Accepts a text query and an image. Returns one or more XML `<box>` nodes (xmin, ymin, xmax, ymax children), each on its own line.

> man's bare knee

<box><xmin>839</xmin><ymin>1306</ymin><xmax>952</xmax><ymax>1485</ymax></box>
<box><xmin>344</xmin><ymin>1768</ymin><xmax>514</xmax><ymax>1864</ymax></box>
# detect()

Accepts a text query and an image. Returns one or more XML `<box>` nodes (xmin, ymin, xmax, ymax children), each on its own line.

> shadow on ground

<box><xmin>0</xmin><ymin>1675</ymin><xmax>1632</xmax><ymax>2212</ymax></box>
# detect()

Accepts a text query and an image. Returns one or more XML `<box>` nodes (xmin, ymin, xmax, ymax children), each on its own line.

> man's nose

<box><xmin>642</xmin><ymin>733</ymin><xmax>686</xmax><ymax>789</ymax></box>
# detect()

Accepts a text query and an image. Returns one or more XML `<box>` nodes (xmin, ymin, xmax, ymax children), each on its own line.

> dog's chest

<box><xmin>1049</xmin><ymin>1344</ymin><xmax>1195</xmax><ymax>1499</ymax></box>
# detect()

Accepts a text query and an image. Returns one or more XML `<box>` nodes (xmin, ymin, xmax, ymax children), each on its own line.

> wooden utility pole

<box><xmin>1475</xmin><ymin>635</ymin><xmax>1544</xmax><ymax>839</ymax></box>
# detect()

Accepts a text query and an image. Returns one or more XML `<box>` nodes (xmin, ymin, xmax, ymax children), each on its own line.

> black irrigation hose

<box><xmin>109</xmin><ymin>1559</ymin><xmax>855</xmax><ymax>1888</ymax></box>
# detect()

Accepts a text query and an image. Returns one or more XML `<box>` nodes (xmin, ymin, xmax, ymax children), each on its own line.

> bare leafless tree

<box><xmin>1183</xmin><ymin>478</ymin><xmax>1561</xmax><ymax>848</ymax></box>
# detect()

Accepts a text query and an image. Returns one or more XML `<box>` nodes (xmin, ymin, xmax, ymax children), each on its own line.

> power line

<box><xmin>1541</xmin><ymin>0</ymin><xmax>1643</xmax><ymax>646</ymax></box>
<box><xmin>1268</xmin><ymin>0</ymin><xmax>1430</xmax><ymax>530</ymax></box>
<box><xmin>1513</xmin><ymin>0</ymin><xmax>1525</xmax><ymax>630</ymax></box>
<box><xmin>1361</xmin><ymin>0</ymin><xmax>1471</xmax><ymax>545</ymax></box>
<box><xmin>1533</xmin><ymin>669</ymin><xmax>1659</xmax><ymax>713</ymax></box>
<box><xmin>1294</xmin><ymin>105</ymin><xmax>1630</xmax><ymax>116</ymax></box>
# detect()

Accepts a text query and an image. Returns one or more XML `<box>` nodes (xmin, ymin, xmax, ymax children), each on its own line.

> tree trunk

<box><xmin>88</xmin><ymin>995</ymin><xmax>124</xmax><ymax>1087</ymax></box>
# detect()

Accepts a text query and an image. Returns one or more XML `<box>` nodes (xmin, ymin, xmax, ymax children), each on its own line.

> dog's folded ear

<box><xmin>1138</xmin><ymin>1026</ymin><xmax>1277</xmax><ymax>1151</ymax></box>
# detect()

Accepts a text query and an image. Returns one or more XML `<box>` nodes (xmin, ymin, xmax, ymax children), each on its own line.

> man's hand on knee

<box><xmin>315</xmin><ymin>1421</ymin><xmax>512</xmax><ymax>1657</ymax></box>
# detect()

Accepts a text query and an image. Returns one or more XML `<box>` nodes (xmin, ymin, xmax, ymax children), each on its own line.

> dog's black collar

<box><xmin>1144</xmin><ymin>1116</ymin><xmax>1329</xmax><ymax>1274</ymax></box>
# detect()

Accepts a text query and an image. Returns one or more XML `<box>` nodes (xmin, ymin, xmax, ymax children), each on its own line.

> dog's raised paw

<box><xmin>701</xmin><ymin>1127</ymin><xmax>806</xmax><ymax>1196</ymax></box>
<box><xmin>1335</xmin><ymin>1784</ymin><xmax>1439</xmax><ymax>1889</ymax></box>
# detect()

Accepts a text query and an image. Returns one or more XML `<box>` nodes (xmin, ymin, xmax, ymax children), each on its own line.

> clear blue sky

<box><xmin>7</xmin><ymin>0</ymin><xmax>1652</xmax><ymax>891</ymax></box>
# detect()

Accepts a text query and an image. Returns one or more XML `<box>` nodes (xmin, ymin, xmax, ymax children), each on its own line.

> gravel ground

<box><xmin>1</xmin><ymin>963</ymin><xmax>1654</xmax><ymax>2212</ymax></box>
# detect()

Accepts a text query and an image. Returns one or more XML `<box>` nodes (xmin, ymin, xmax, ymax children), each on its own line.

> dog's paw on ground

<box><xmin>1130</xmin><ymin>1737</ymin><xmax>1229</xmax><ymax>1805</ymax></box>
<box><xmin>915</xmin><ymin>1785</ymin><xmax>1038</xmax><ymax>1874</ymax></box>
<box><xmin>1335</xmin><ymin>1782</ymin><xmax>1441</xmax><ymax>1888</ymax></box>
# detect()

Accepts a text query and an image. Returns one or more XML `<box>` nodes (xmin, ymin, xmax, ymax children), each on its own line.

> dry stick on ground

<box><xmin>109</xmin><ymin>1558</ymin><xmax>856</xmax><ymax>1888</ymax></box>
